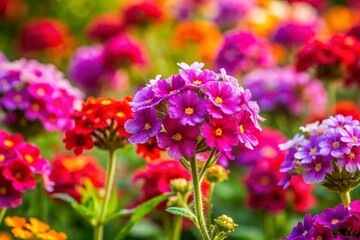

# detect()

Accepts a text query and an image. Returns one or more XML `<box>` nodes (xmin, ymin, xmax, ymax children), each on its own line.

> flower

<box><xmin>337</xmin><ymin>146</ymin><xmax>360</xmax><ymax>173</ymax></box>
<box><xmin>5</xmin><ymin>216</ymin><xmax>67</xmax><ymax>240</ymax></box>
<box><xmin>0</xmin><ymin>130</ymin><xmax>51</xmax><ymax>208</ymax></box>
<box><xmin>273</xmin><ymin>21</ymin><xmax>316</xmax><ymax>47</ymax></box>
<box><xmin>103</xmin><ymin>34</ymin><xmax>147</xmax><ymax>69</ymax></box>
<box><xmin>49</xmin><ymin>155</ymin><xmax>106</xmax><ymax>202</ymax></box>
<box><xmin>215</xmin><ymin>31</ymin><xmax>274</xmax><ymax>74</ymax></box>
<box><xmin>316</xmin><ymin>204</ymin><xmax>349</xmax><ymax>230</ymax></box>
<box><xmin>287</xmin><ymin>214</ymin><xmax>314</xmax><ymax>240</ymax></box>
<box><xmin>121</xmin><ymin>1</ymin><xmax>163</xmax><ymax>28</ymax></box>
<box><xmin>87</xmin><ymin>13</ymin><xmax>123</xmax><ymax>41</ymax></box>
<box><xmin>167</xmin><ymin>90</ymin><xmax>207</xmax><ymax>126</ymax></box>
<box><xmin>0</xmin><ymin>58</ymin><xmax>83</xmax><ymax>135</ymax></box>
<box><xmin>301</xmin><ymin>155</ymin><xmax>333</xmax><ymax>183</ymax></box>
<box><xmin>242</xmin><ymin>67</ymin><xmax>327</xmax><ymax>116</ymax></box>
<box><xmin>69</xmin><ymin>44</ymin><xmax>123</xmax><ymax>95</ymax></box>
<box><xmin>157</xmin><ymin>117</ymin><xmax>199</xmax><ymax>159</ymax></box>
<box><xmin>125</xmin><ymin>108</ymin><xmax>162</xmax><ymax>144</ymax></box>
<box><xmin>63</xmin><ymin>96</ymin><xmax>133</xmax><ymax>154</ymax></box>
<box><xmin>135</xmin><ymin>137</ymin><xmax>164</xmax><ymax>161</ymax></box>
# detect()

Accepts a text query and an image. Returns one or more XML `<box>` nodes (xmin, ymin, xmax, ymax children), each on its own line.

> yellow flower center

<box><xmin>15</xmin><ymin>172</ymin><xmax>22</xmax><ymax>179</ymax></box>
<box><xmin>215</xmin><ymin>128</ymin><xmax>223</xmax><ymax>137</ymax></box>
<box><xmin>101</xmin><ymin>99</ymin><xmax>112</xmax><ymax>105</ymax></box>
<box><xmin>331</xmin><ymin>219</ymin><xmax>339</xmax><ymax>225</ymax></box>
<box><xmin>25</xmin><ymin>154</ymin><xmax>34</xmax><ymax>163</ymax></box>
<box><xmin>332</xmin><ymin>141</ymin><xmax>339</xmax><ymax>148</ymax></box>
<box><xmin>349</xmin><ymin>152</ymin><xmax>355</xmax><ymax>158</ymax></box>
<box><xmin>0</xmin><ymin>155</ymin><xmax>4</xmax><ymax>162</ymax></box>
<box><xmin>315</xmin><ymin>163</ymin><xmax>321</xmax><ymax>172</ymax></box>
<box><xmin>116</xmin><ymin>112</ymin><xmax>125</xmax><ymax>118</ymax></box>
<box><xmin>317</xmin><ymin>236</ymin><xmax>323</xmax><ymax>240</ymax></box>
<box><xmin>169</xmin><ymin>90</ymin><xmax>175</xmax><ymax>94</ymax></box>
<box><xmin>172</xmin><ymin>133</ymin><xmax>182</xmax><ymax>141</ymax></box>
<box><xmin>32</xmin><ymin>103</ymin><xmax>40</xmax><ymax>111</ymax></box>
<box><xmin>37</xmin><ymin>88</ymin><xmax>46</xmax><ymax>96</ymax></box>
<box><xmin>303</xmin><ymin>231</ymin><xmax>308</xmax><ymax>236</ymax></box>
<box><xmin>215</xmin><ymin>97</ymin><xmax>223</xmax><ymax>104</ymax></box>
<box><xmin>185</xmin><ymin>107</ymin><xmax>194</xmax><ymax>115</ymax></box>
<box><xmin>310</xmin><ymin>148</ymin><xmax>317</xmax><ymax>155</ymax></box>
<box><xmin>193</xmin><ymin>80</ymin><xmax>202</xmax><ymax>85</ymax></box>
<box><xmin>144</xmin><ymin>123</ymin><xmax>151</xmax><ymax>130</ymax></box>
<box><xmin>239</xmin><ymin>125</ymin><xmax>244</xmax><ymax>134</ymax></box>
<box><xmin>352</xmin><ymin>137</ymin><xmax>358</xmax><ymax>142</ymax></box>
<box><xmin>4</xmin><ymin>140</ymin><xmax>14</xmax><ymax>148</ymax></box>
<box><xmin>0</xmin><ymin>187</ymin><xmax>6</xmax><ymax>195</ymax></box>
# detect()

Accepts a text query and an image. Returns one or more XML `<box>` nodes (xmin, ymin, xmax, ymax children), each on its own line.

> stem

<box><xmin>263</xmin><ymin>212</ymin><xmax>274</xmax><ymax>240</ymax></box>
<box><xmin>206</xmin><ymin>183</ymin><xmax>215</xmax><ymax>229</ymax></box>
<box><xmin>199</xmin><ymin>148</ymin><xmax>217</xmax><ymax>180</ymax></box>
<box><xmin>94</xmin><ymin>150</ymin><xmax>117</xmax><ymax>240</ymax></box>
<box><xmin>0</xmin><ymin>208</ymin><xmax>6</xmax><ymax>225</ymax></box>
<box><xmin>339</xmin><ymin>191</ymin><xmax>351</xmax><ymax>208</ymax></box>
<box><xmin>169</xmin><ymin>216</ymin><xmax>182</xmax><ymax>240</ymax></box>
<box><xmin>190</xmin><ymin>156</ymin><xmax>211</xmax><ymax>240</ymax></box>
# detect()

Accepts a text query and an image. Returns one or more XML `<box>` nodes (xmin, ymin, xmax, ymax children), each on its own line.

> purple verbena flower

<box><xmin>339</xmin><ymin>125</ymin><xmax>360</xmax><ymax>147</ymax></box>
<box><xmin>280</xmin><ymin>147</ymin><xmax>299</xmax><ymax>173</ymax></box>
<box><xmin>152</xmin><ymin>75</ymin><xmax>186</xmax><ymax>98</ymax></box>
<box><xmin>287</xmin><ymin>214</ymin><xmax>314</xmax><ymax>240</ymax></box>
<box><xmin>156</xmin><ymin>117</ymin><xmax>199</xmax><ymax>159</ymax></box>
<box><xmin>301</xmin><ymin>155</ymin><xmax>333</xmax><ymax>183</ymax></box>
<box><xmin>319</xmin><ymin>129</ymin><xmax>351</xmax><ymax>158</ymax></box>
<box><xmin>167</xmin><ymin>90</ymin><xmax>206</xmax><ymax>126</ymax></box>
<box><xmin>316</xmin><ymin>204</ymin><xmax>349</xmax><ymax>230</ymax></box>
<box><xmin>295</xmin><ymin>134</ymin><xmax>322</xmax><ymax>164</ymax></box>
<box><xmin>324</xmin><ymin>115</ymin><xmax>359</xmax><ymax>129</ymax></box>
<box><xmin>130</xmin><ymin>85</ymin><xmax>161</xmax><ymax>112</ymax></box>
<box><xmin>125</xmin><ymin>108</ymin><xmax>162</xmax><ymax>144</ymax></box>
<box><xmin>337</xmin><ymin>146</ymin><xmax>360</xmax><ymax>173</ymax></box>
<box><xmin>179</xmin><ymin>68</ymin><xmax>218</xmax><ymax>88</ymax></box>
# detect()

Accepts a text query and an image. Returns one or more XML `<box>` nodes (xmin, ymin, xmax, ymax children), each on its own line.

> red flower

<box><xmin>135</xmin><ymin>137</ymin><xmax>163</xmax><ymax>161</ymax></box>
<box><xmin>121</xmin><ymin>1</ymin><xmax>163</xmax><ymax>28</ymax></box>
<box><xmin>87</xmin><ymin>13</ymin><xmax>123</xmax><ymax>41</ymax></box>
<box><xmin>19</xmin><ymin>19</ymin><xmax>68</xmax><ymax>52</ymax></box>
<box><xmin>0</xmin><ymin>170</ymin><xmax>22</xmax><ymax>208</ymax></box>
<box><xmin>103</xmin><ymin>34</ymin><xmax>147</xmax><ymax>69</ymax></box>
<box><xmin>0</xmin><ymin>130</ymin><xmax>23</xmax><ymax>150</ymax></box>
<box><xmin>3</xmin><ymin>160</ymin><xmax>36</xmax><ymax>192</ymax></box>
<box><xmin>64</xmin><ymin>131</ymin><xmax>94</xmax><ymax>155</ymax></box>
<box><xmin>49</xmin><ymin>155</ymin><xmax>106</xmax><ymax>202</ymax></box>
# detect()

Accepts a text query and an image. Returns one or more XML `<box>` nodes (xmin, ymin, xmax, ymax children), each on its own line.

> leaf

<box><xmin>52</xmin><ymin>193</ymin><xmax>78</xmax><ymax>206</ymax></box>
<box><xmin>113</xmin><ymin>192</ymin><xmax>173</xmax><ymax>240</ymax></box>
<box><xmin>166</xmin><ymin>207</ymin><xmax>198</xmax><ymax>226</ymax></box>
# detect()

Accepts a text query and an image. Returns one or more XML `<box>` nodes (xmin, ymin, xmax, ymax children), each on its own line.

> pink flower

<box><xmin>3</xmin><ymin>160</ymin><xmax>36</xmax><ymax>192</ymax></box>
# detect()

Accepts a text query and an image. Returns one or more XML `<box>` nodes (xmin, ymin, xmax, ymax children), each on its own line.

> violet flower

<box><xmin>316</xmin><ymin>204</ymin><xmax>349</xmax><ymax>230</ymax></box>
<box><xmin>301</xmin><ymin>155</ymin><xmax>333</xmax><ymax>184</ymax></box>
<box><xmin>287</xmin><ymin>214</ymin><xmax>314</xmax><ymax>240</ymax></box>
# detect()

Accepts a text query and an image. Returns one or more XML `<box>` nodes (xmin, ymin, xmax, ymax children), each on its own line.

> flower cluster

<box><xmin>133</xmin><ymin>159</ymin><xmax>209</xmax><ymax>210</ymax></box>
<box><xmin>279</xmin><ymin>114</ymin><xmax>360</xmax><ymax>192</ymax></box>
<box><xmin>5</xmin><ymin>216</ymin><xmax>67</xmax><ymax>240</ymax></box>
<box><xmin>63</xmin><ymin>96</ymin><xmax>133</xmax><ymax>155</ymax></box>
<box><xmin>273</xmin><ymin>21</ymin><xmax>316</xmax><ymax>47</ymax></box>
<box><xmin>69</xmin><ymin>44</ymin><xmax>125</xmax><ymax>95</ymax></box>
<box><xmin>296</xmin><ymin>34</ymin><xmax>360</xmax><ymax>86</ymax></box>
<box><xmin>215</xmin><ymin>31</ymin><xmax>274</xmax><ymax>74</ymax></box>
<box><xmin>49</xmin><ymin>154</ymin><xmax>106</xmax><ymax>202</ymax></box>
<box><xmin>125</xmin><ymin>62</ymin><xmax>263</xmax><ymax>161</ymax></box>
<box><xmin>242</xmin><ymin>67</ymin><xmax>327</xmax><ymax>116</ymax></box>
<box><xmin>0</xmin><ymin>58</ymin><xmax>83</xmax><ymax>135</ymax></box>
<box><xmin>286</xmin><ymin>201</ymin><xmax>360</xmax><ymax>239</ymax></box>
<box><xmin>243</xmin><ymin>128</ymin><xmax>315</xmax><ymax>213</ymax></box>
<box><xmin>0</xmin><ymin>130</ymin><xmax>51</xmax><ymax>208</ymax></box>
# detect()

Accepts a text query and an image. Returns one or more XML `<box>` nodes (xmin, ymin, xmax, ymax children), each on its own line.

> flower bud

<box><xmin>170</xmin><ymin>178</ymin><xmax>191</xmax><ymax>194</ymax></box>
<box><xmin>206</xmin><ymin>165</ymin><xmax>229</xmax><ymax>183</ymax></box>
<box><xmin>214</xmin><ymin>215</ymin><xmax>238</xmax><ymax>232</ymax></box>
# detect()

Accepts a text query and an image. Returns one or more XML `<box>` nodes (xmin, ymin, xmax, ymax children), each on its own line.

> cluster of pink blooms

<box><xmin>0</xmin><ymin>130</ymin><xmax>52</xmax><ymax>208</ymax></box>
<box><xmin>0</xmin><ymin>58</ymin><xmax>83</xmax><ymax>132</ymax></box>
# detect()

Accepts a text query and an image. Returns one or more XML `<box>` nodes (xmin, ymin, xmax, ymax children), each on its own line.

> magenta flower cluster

<box><xmin>125</xmin><ymin>62</ymin><xmax>263</xmax><ymax>161</ymax></box>
<box><xmin>0</xmin><ymin>59</ymin><xmax>83</xmax><ymax>131</ymax></box>
<box><xmin>243</xmin><ymin>67</ymin><xmax>327</xmax><ymax>116</ymax></box>
<box><xmin>279</xmin><ymin>114</ymin><xmax>360</xmax><ymax>187</ymax></box>
<box><xmin>0</xmin><ymin>130</ymin><xmax>52</xmax><ymax>208</ymax></box>
<box><xmin>286</xmin><ymin>201</ymin><xmax>360</xmax><ymax>239</ymax></box>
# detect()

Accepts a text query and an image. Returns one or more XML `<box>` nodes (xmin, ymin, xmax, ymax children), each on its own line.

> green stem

<box><xmin>169</xmin><ymin>216</ymin><xmax>182</xmax><ymax>240</ymax></box>
<box><xmin>328</xmin><ymin>81</ymin><xmax>337</xmax><ymax>110</ymax></box>
<box><xmin>190</xmin><ymin>156</ymin><xmax>211</xmax><ymax>240</ymax></box>
<box><xmin>199</xmin><ymin>148</ymin><xmax>217</xmax><ymax>180</ymax></box>
<box><xmin>206</xmin><ymin>183</ymin><xmax>215</xmax><ymax>229</ymax></box>
<box><xmin>0</xmin><ymin>208</ymin><xmax>6</xmax><ymax>225</ymax></box>
<box><xmin>263</xmin><ymin>212</ymin><xmax>274</xmax><ymax>240</ymax></box>
<box><xmin>339</xmin><ymin>191</ymin><xmax>351</xmax><ymax>208</ymax></box>
<box><xmin>94</xmin><ymin>150</ymin><xmax>117</xmax><ymax>240</ymax></box>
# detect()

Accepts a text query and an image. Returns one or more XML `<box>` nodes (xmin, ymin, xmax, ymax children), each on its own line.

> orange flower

<box><xmin>4</xmin><ymin>216</ymin><xmax>26</xmax><ymax>228</ymax></box>
<box><xmin>26</xmin><ymin>218</ymin><xmax>50</xmax><ymax>234</ymax></box>
<box><xmin>37</xmin><ymin>230</ymin><xmax>67</xmax><ymax>240</ymax></box>
<box><xmin>171</xmin><ymin>21</ymin><xmax>222</xmax><ymax>63</ymax></box>
<box><xmin>11</xmin><ymin>227</ymin><xmax>32</xmax><ymax>239</ymax></box>
<box><xmin>0</xmin><ymin>232</ymin><xmax>13</xmax><ymax>240</ymax></box>
<box><xmin>324</xmin><ymin>6</ymin><xmax>358</xmax><ymax>33</ymax></box>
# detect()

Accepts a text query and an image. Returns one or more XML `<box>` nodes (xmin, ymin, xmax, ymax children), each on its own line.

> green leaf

<box><xmin>113</xmin><ymin>192</ymin><xmax>173</xmax><ymax>240</ymax></box>
<box><xmin>52</xmin><ymin>193</ymin><xmax>78</xmax><ymax>206</ymax></box>
<box><xmin>165</xmin><ymin>207</ymin><xmax>198</xmax><ymax>226</ymax></box>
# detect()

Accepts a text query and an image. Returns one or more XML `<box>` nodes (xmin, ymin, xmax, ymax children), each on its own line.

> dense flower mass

<box><xmin>279</xmin><ymin>114</ymin><xmax>360</xmax><ymax>190</ymax></box>
<box><xmin>5</xmin><ymin>216</ymin><xmax>67</xmax><ymax>240</ymax></box>
<box><xmin>273</xmin><ymin>21</ymin><xmax>316</xmax><ymax>47</ymax></box>
<box><xmin>286</xmin><ymin>201</ymin><xmax>360</xmax><ymax>239</ymax></box>
<box><xmin>63</xmin><ymin>96</ymin><xmax>133</xmax><ymax>154</ymax></box>
<box><xmin>243</xmin><ymin>67</ymin><xmax>327</xmax><ymax>116</ymax></box>
<box><xmin>0</xmin><ymin>58</ymin><xmax>83</xmax><ymax>134</ymax></box>
<box><xmin>49</xmin><ymin>155</ymin><xmax>106</xmax><ymax>202</ymax></box>
<box><xmin>0</xmin><ymin>130</ymin><xmax>51</xmax><ymax>208</ymax></box>
<box><xmin>215</xmin><ymin>31</ymin><xmax>274</xmax><ymax>74</ymax></box>
<box><xmin>125</xmin><ymin>62</ymin><xmax>263</xmax><ymax>162</ymax></box>
<box><xmin>296</xmin><ymin>34</ymin><xmax>360</xmax><ymax>86</ymax></box>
